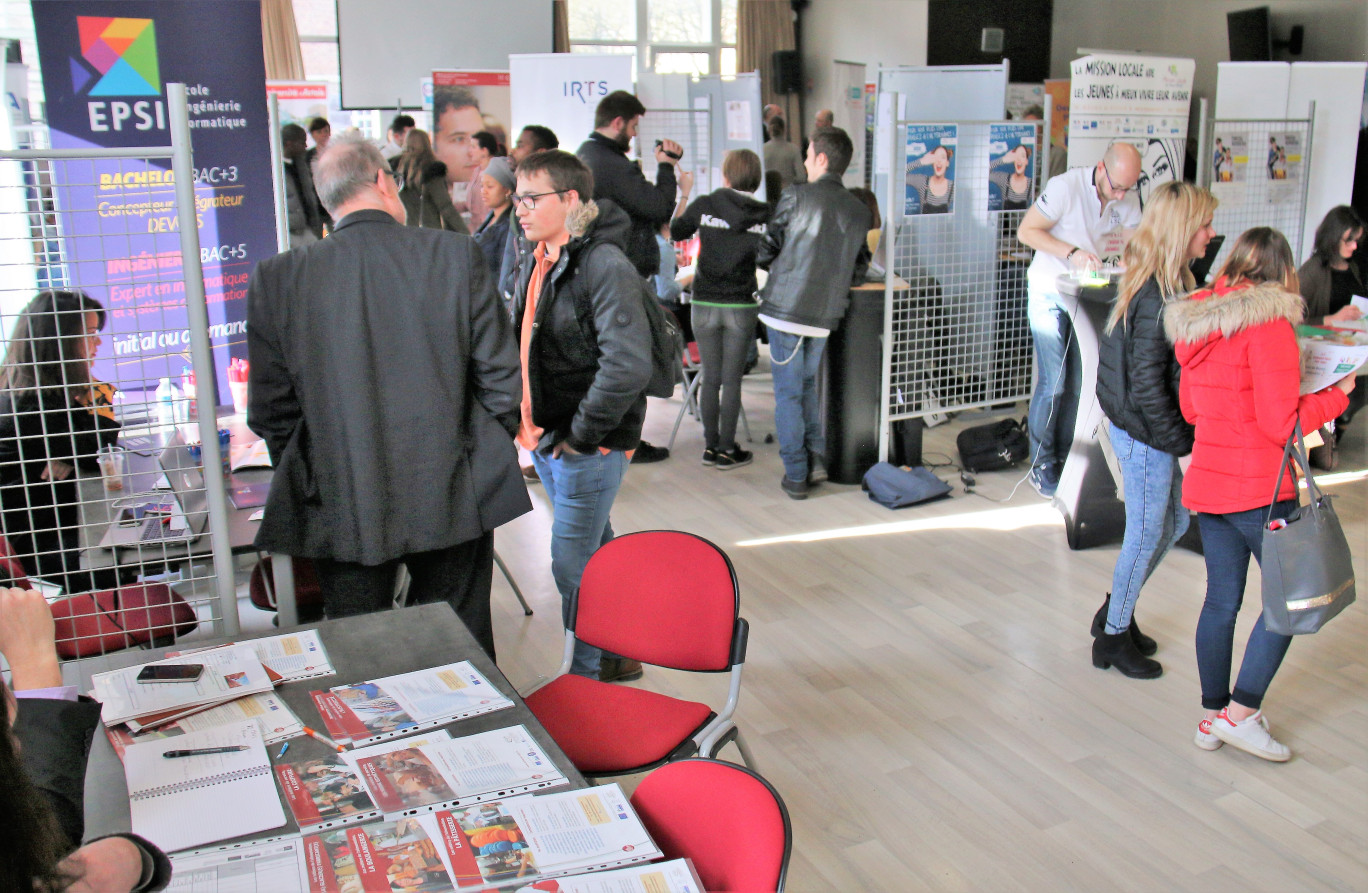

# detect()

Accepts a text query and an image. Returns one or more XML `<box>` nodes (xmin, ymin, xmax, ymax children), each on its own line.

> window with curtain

<box><xmin>570</xmin><ymin>0</ymin><xmax>738</xmax><ymax>78</ymax></box>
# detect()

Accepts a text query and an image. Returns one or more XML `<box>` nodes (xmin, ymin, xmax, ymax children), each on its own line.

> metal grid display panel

<box><xmin>1198</xmin><ymin>117</ymin><xmax>1313</xmax><ymax>281</ymax></box>
<box><xmin>0</xmin><ymin>147</ymin><xmax>230</xmax><ymax>663</ymax></box>
<box><xmin>637</xmin><ymin>109</ymin><xmax>713</xmax><ymax>197</ymax></box>
<box><xmin>885</xmin><ymin>120</ymin><xmax>1041</xmax><ymax>424</ymax></box>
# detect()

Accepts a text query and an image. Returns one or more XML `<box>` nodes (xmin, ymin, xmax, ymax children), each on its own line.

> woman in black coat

<box><xmin>392</xmin><ymin>129</ymin><xmax>469</xmax><ymax>234</ymax></box>
<box><xmin>1093</xmin><ymin>182</ymin><xmax>1217</xmax><ymax>678</ymax></box>
<box><xmin>0</xmin><ymin>291</ymin><xmax>123</xmax><ymax>593</ymax></box>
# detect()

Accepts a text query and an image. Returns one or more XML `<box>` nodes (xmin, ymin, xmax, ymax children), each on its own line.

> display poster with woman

<box><xmin>987</xmin><ymin>123</ymin><xmax>1037</xmax><ymax>212</ymax></box>
<box><xmin>1210</xmin><ymin>130</ymin><xmax>1248</xmax><ymax>208</ymax></box>
<box><xmin>904</xmin><ymin>124</ymin><xmax>958</xmax><ymax>216</ymax></box>
<box><xmin>1266</xmin><ymin>131</ymin><xmax>1303</xmax><ymax>206</ymax></box>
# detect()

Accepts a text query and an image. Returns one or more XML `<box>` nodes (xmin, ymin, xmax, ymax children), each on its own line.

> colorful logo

<box><xmin>71</xmin><ymin>17</ymin><xmax>161</xmax><ymax>97</ymax></box>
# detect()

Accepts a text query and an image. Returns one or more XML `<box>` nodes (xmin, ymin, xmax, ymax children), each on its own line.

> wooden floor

<box><xmin>480</xmin><ymin>362</ymin><xmax>1368</xmax><ymax>893</ymax></box>
<box><xmin>229</xmin><ymin>359</ymin><xmax>1367</xmax><ymax>891</ymax></box>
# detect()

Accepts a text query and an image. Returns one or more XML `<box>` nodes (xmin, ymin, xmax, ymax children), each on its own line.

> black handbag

<box><xmin>1260</xmin><ymin>421</ymin><xmax>1356</xmax><ymax>635</ymax></box>
<box><xmin>956</xmin><ymin>417</ymin><xmax>1028</xmax><ymax>473</ymax></box>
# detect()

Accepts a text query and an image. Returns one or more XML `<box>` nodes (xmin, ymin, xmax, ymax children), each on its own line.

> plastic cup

<box><xmin>98</xmin><ymin>445</ymin><xmax>126</xmax><ymax>491</ymax></box>
<box><xmin>229</xmin><ymin>380</ymin><xmax>249</xmax><ymax>415</ymax></box>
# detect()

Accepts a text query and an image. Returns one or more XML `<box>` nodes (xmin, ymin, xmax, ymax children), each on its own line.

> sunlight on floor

<box><xmin>735</xmin><ymin>503</ymin><xmax>1061</xmax><ymax>547</ymax></box>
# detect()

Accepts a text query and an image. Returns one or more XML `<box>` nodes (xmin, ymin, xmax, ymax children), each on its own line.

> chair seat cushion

<box><xmin>525</xmin><ymin>674</ymin><xmax>714</xmax><ymax>775</ymax></box>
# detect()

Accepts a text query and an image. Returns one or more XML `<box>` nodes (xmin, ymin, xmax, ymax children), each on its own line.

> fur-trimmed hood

<box><xmin>1164</xmin><ymin>280</ymin><xmax>1304</xmax><ymax>347</ymax></box>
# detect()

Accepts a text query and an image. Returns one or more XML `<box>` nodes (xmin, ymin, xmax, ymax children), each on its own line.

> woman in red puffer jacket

<box><xmin>1164</xmin><ymin>226</ymin><xmax>1353</xmax><ymax>763</ymax></box>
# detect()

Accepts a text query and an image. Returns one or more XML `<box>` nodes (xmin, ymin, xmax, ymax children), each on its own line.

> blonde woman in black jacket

<box><xmin>1092</xmin><ymin>181</ymin><xmax>1217</xmax><ymax>678</ymax></box>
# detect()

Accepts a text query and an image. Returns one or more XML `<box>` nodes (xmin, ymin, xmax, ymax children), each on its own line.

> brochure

<box><xmin>93</xmin><ymin>644</ymin><xmax>275</xmax><ymax>727</ymax></box>
<box><xmin>168</xmin><ymin>837</ymin><xmax>309</xmax><ymax>893</ymax></box>
<box><xmin>353</xmin><ymin>725</ymin><xmax>569</xmax><ymax>818</ymax></box>
<box><xmin>299</xmin><ymin>784</ymin><xmax>659</xmax><ymax>892</ymax></box>
<box><xmin>108</xmin><ymin>690</ymin><xmax>303</xmax><ymax>759</ymax></box>
<box><xmin>508</xmin><ymin>859</ymin><xmax>705</xmax><ymax>893</ymax></box>
<box><xmin>171</xmin><ymin>630</ymin><xmax>336</xmax><ymax>684</ymax></box>
<box><xmin>276</xmin><ymin>752</ymin><xmax>382</xmax><ymax>832</ymax></box>
<box><xmin>311</xmin><ymin>662</ymin><xmax>512</xmax><ymax>747</ymax></box>
<box><xmin>1296</xmin><ymin>325</ymin><xmax>1368</xmax><ymax>395</ymax></box>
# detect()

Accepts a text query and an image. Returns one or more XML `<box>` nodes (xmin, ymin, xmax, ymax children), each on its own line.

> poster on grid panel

<box><xmin>834</xmin><ymin>60</ymin><xmax>867</xmax><ymax>188</ymax></box>
<box><xmin>688</xmin><ymin>73</ymin><xmax>764</xmax><ymax>201</ymax></box>
<box><xmin>1067</xmin><ymin>53</ymin><xmax>1194</xmax><ymax>210</ymax></box>
<box><xmin>509</xmin><ymin>53</ymin><xmax>634</xmax><ymax>162</ymax></box>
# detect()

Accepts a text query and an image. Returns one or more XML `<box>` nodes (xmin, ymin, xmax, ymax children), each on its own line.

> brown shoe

<box><xmin>521</xmin><ymin>465</ymin><xmax>540</xmax><ymax>483</ymax></box>
<box><xmin>598</xmin><ymin>657</ymin><xmax>644</xmax><ymax>683</ymax></box>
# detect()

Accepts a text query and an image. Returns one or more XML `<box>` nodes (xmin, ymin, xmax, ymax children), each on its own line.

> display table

<box><xmin>66</xmin><ymin>603</ymin><xmax>586</xmax><ymax>843</ymax></box>
<box><xmin>1053</xmin><ymin>272</ymin><xmax>1127</xmax><ymax>550</ymax></box>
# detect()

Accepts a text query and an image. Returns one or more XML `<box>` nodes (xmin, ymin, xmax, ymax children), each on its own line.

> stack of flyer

<box><xmin>101</xmin><ymin>631</ymin><xmax>335</xmax><ymax>755</ymax></box>
<box><xmin>274</xmin><ymin>725</ymin><xmax>569</xmax><ymax>832</ymax></box>
<box><xmin>310</xmin><ymin>662</ymin><xmax>512</xmax><ymax>747</ymax></box>
<box><xmin>93</xmin><ymin>644</ymin><xmax>277</xmax><ymax>729</ymax></box>
<box><xmin>300</xmin><ymin>784</ymin><xmax>660</xmax><ymax>890</ymax></box>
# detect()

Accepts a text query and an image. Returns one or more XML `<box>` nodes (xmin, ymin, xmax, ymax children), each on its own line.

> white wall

<box><xmin>799</xmin><ymin>0</ymin><xmax>929</xmax><ymax>139</ymax></box>
<box><xmin>1049</xmin><ymin>0</ymin><xmax>1368</xmax><ymax>118</ymax></box>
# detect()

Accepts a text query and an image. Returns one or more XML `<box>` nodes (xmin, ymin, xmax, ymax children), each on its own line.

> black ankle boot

<box><xmin>1092</xmin><ymin>631</ymin><xmax>1163</xmax><ymax>679</ymax></box>
<box><xmin>1091</xmin><ymin>594</ymin><xmax>1158</xmax><ymax>657</ymax></box>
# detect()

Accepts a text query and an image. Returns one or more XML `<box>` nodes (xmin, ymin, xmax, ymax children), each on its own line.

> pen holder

<box><xmin>229</xmin><ymin>380</ymin><xmax>249</xmax><ymax>415</ymax></box>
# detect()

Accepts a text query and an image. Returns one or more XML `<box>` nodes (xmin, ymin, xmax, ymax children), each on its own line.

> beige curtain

<box><xmin>261</xmin><ymin>0</ymin><xmax>305</xmax><ymax>81</ymax></box>
<box><xmin>553</xmin><ymin>0</ymin><xmax>571</xmax><ymax>53</ymax></box>
<box><xmin>739</xmin><ymin>0</ymin><xmax>796</xmax><ymax>120</ymax></box>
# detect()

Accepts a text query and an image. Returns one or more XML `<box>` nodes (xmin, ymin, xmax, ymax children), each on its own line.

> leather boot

<box><xmin>1091</xmin><ymin>593</ymin><xmax>1158</xmax><ymax>656</ymax></box>
<box><xmin>1092</xmin><ymin>631</ymin><xmax>1163</xmax><ymax>679</ymax></box>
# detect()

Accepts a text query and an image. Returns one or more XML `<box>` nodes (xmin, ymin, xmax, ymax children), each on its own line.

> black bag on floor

<box><xmin>957</xmin><ymin>417</ymin><xmax>1029</xmax><ymax>472</ymax></box>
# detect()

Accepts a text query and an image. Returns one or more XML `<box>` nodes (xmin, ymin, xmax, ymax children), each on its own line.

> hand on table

<box><xmin>62</xmin><ymin>837</ymin><xmax>146</xmax><ymax>893</ymax></box>
<box><xmin>40</xmin><ymin>460</ymin><xmax>74</xmax><ymax>482</ymax></box>
<box><xmin>1068</xmin><ymin>250</ymin><xmax>1101</xmax><ymax>273</ymax></box>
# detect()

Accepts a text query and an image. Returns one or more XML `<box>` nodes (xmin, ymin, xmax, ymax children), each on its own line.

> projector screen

<box><xmin>337</xmin><ymin>0</ymin><xmax>554</xmax><ymax>110</ymax></box>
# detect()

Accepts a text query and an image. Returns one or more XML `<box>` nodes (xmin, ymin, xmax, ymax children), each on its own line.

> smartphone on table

<box><xmin>136</xmin><ymin>663</ymin><xmax>205</xmax><ymax>683</ymax></box>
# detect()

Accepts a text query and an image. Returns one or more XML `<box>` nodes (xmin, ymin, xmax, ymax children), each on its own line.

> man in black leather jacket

<box><xmin>511</xmin><ymin>150</ymin><xmax>653</xmax><ymax>682</ymax></box>
<box><xmin>757</xmin><ymin>127</ymin><xmax>871</xmax><ymax>498</ymax></box>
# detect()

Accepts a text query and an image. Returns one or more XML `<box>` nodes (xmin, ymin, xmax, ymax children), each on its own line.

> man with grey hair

<box><xmin>247</xmin><ymin>135</ymin><xmax>528</xmax><ymax>659</ymax></box>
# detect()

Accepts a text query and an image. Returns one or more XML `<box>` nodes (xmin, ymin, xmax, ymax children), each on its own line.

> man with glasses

<box><xmin>510</xmin><ymin>150</ymin><xmax>652</xmax><ymax>683</ymax></box>
<box><xmin>247</xmin><ymin>136</ymin><xmax>527</xmax><ymax>660</ymax></box>
<box><xmin>1017</xmin><ymin>142</ymin><xmax>1143</xmax><ymax>497</ymax></box>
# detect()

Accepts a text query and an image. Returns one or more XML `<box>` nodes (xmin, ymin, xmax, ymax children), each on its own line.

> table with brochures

<box><xmin>68</xmin><ymin>603</ymin><xmax>589</xmax><ymax>847</ymax></box>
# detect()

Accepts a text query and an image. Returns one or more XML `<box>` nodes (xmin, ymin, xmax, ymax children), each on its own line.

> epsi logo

<box><xmin>71</xmin><ymin>17</ymin><xmax>167</xmax><ymax>133</ymax></box>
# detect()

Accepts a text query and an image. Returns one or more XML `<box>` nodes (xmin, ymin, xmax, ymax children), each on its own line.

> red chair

<box><xmin>524</xmin><ymin>531</ymin><xmax>754</xmax><ymax>778</ymax></box>
<box><xmin>630</xmin><ymin>758</ymin><xmax>792</xmax><ymax>893</ymax></box>
<box><xmin>248</xmin><ymin>553</ymin><xmax>324</xmax><ymax>617</ymax></box>
<box><xmin>0</xmin><ymin>536</ymin><xmax>196</xmax><ymax>659</ymax></box>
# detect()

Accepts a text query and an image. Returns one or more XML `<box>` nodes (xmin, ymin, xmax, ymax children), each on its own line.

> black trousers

<box><xmin>314</xmin><ymin>532</ymin><xmax>497</xmax><ymax>660</ymax></box>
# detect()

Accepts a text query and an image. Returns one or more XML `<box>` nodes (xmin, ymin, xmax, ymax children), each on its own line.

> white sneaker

<box><xmin>1194</xmin><ymin>713</ymin><xmax>1267</xmax><ymax>751</ymax></box>
<box><xmin>1210</xmin><ymin>708</ymin><xmax>1290</xmax><ymax>762</ymax></box>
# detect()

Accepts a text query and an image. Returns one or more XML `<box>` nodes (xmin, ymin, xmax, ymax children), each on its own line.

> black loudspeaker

<box><xmin>772</xmin><ymin>50</ymin><xmax>802</xmax><ymax>94</ymax></box>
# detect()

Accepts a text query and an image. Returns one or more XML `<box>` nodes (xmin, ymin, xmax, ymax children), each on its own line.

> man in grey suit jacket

<box><xmin>247</xmin><ymin>135</ymin><xmax>528</xmax><ymax>659</ymax></box>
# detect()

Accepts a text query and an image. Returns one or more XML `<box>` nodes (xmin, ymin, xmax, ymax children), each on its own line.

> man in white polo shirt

<box><xmin>1016</xmin><ymin>142</ymin><xmax>1142</xmax><ymax>497</ymax></box>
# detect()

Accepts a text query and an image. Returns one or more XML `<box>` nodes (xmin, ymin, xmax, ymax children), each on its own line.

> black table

<box><xmin>67</xmin><ymin>603</ymin><xmax>586</xmax><ymax>843</ymax></box>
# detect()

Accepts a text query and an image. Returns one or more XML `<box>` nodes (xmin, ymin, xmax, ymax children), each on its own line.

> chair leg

<box><xmin>494</xmin><ymin>549</ymin><xmax>533</xmax><ymax>616</ymax></box>
<box><xmin>740</xmin><ymin>404</ymin><xmax>752</xmax><ymax>443</ymax></box>
<box><xmin>668</xmin><ymin>369</ymin><xmax>703</xmax><ymax>451</ymax></box>
<box><xmin>732</xmin><ymin>728</ymin><xmax>759</xmax><ymax>770</ymax></box>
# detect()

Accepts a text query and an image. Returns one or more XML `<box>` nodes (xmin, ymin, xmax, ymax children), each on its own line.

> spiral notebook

<box><xmin>124</xmin><ymin>720</ymin><xmax>286</xmax><ymax>854</ymax></box>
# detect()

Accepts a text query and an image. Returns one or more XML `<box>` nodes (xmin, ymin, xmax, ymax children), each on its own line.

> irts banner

<box><xmin>30</xmin><ymin>0</ymin><xmax>275</xmax><ymax>395</ymax></box>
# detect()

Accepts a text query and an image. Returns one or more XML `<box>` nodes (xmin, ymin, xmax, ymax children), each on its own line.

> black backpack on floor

<box><xmin>957</xmin><ymin>417</ymin><xmax>1029</xmax><ymax>473</ymax></box>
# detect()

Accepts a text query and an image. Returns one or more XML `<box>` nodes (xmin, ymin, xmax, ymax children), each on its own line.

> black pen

<box><xmin>162</xmin><ymin>745</ymin><xmax>250</xmax><ymax>759</ymax></box>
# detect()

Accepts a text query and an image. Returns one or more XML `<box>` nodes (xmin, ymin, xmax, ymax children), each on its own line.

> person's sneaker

<box><xmin>715</xmin><ymin>447</ymin><xmax>753</xmax><ymax>470</ymax></box>
<box><xmin>597</xmin><ymin>657</ymin><xmax>644</xmax><ymax>683</ymax></box>
<box><xmin>1210</xmin><ymin>708</ymin><xmax>1290</xmax><ymax>762</ymax></box>
<box><xmin>781</xmin><ymin>475</ymin><xmax>809</xmax><ymax>500</ymax></box>
<box><xmin>1029</xmin><ymin>464</ymin><xmax>1059</xmax><ymax>498</ymax></box>
<box><xmin>1194</xmin><ymin>713</ymin><xmax>1268</xmax><ymax>751</ymax></box>
<box><xmin>701</xmin><ymin>447</ymin><xmax>719</xmax><ymax>467</ymax></box>
<box><xmin>807</xmin><ymin>452</ymin><xmax>828</xmax><ymax>484</ymax></box>
<box><xmin>631</xmin><ymin>441</ymin><xmax>670</xmax><ymax>464</ymax></box>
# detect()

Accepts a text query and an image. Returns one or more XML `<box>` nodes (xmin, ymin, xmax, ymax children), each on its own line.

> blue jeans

<box><xmin>1026</xmin><ymin>291</ymin><xmax>1081</xmax><ymax>471</ymax></box>
<box><xmin>529</xmin><ymin>447</ymin><xmax>629</xmax><ymax>677</ymax></box>
<box><xmin>767</xmin><ymin>327</ymin><xmax>826</xmax><ymax>482</ymax></box>
<box><xmin>1106</xmin><ymin>424</ymin><xmax>1188</xmax><ymax>634</ymax></box>
<box><xmin>693</xmin><ymin>303</ymin><xmax>759</xmax><ymax>450</ymax></box>
<box><xmin>1195</xmin><ymin>500</ymin><xmax>1297</xmax><ymax>711</ymax></box>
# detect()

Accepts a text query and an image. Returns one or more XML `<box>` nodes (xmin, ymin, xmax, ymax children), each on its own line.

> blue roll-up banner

<box><xmin>30</xmin><ymin>0</ymin><xmax>275</xmax><ymax>397</ymax></box>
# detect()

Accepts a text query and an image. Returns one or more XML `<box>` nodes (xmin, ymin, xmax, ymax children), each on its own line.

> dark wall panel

<box><xmin>926</xmin><ymin>0</ymin><xmax>1054</xmax><ymax>83</ymax></box>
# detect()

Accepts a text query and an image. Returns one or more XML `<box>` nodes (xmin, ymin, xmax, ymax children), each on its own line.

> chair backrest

<box><xmin>631</xmin><ymin>758</ymin><xmax>791</xmax><ymax>893</ymax></box>
<box><xmin>572</xmin><ymin>531</ymin><xmax>740</xmax><ymax>672</ymax></box>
